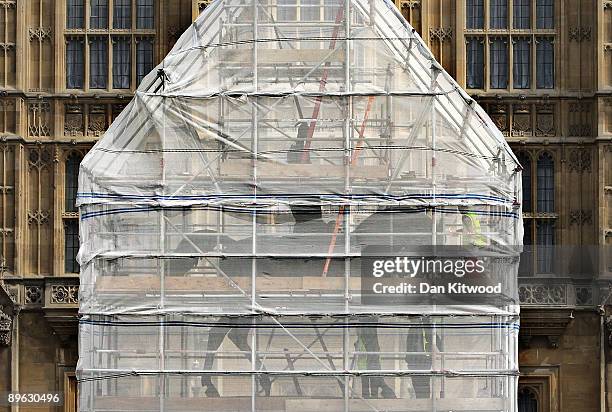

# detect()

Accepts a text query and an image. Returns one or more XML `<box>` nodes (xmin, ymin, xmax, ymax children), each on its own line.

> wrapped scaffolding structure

<box><xmin>77</xmin><ymin>0</ymin><xmax>523</xmax><ymax>410</ymax></box>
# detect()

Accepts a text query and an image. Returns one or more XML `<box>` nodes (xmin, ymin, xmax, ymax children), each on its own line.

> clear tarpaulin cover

<box><xmin>77</xmin><ymin>0</ymin><xmax>523</xmax><ymax>410</ymax></box>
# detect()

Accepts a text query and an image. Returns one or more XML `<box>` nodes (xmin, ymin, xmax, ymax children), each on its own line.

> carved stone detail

<box><xmin>511</xmin><ymin>104</ymin><xmax>532</xmax><ymax>137</ymax></box>
<box><xmin>0</xmin><ymin>1</ymin><xmax>17</xmax><ymax>10</ymax></box>
<box><xmin>400</xmin><ymin>0</ymin><xmax>421</xmax><ymax>8</ymax></box>
<box><xmin>429</xmin><ymin>27</ymin><xmax>453</xmax><ymax>43</ymax></box>
<box><xmin>0</xmin><ymin>309</ymin><xmax>11</xmax><ymax>346</ymax></box>
<box><xmin>605</xmin><ymin>315</ymin><xmax>612</xmax><ymax>346</ymax></box>
<box><xmin>28</xmin><ymin>27</ymin><xmax>52</xmax><ymax>42</ymax></box>
<box><xmin>519</xmin><ymin>284</ymin><xmax>566</xmax><ymax>305</ymax></box>
<box><xmin>489</xmin><ymin>104</ymin><xmax>509</xmax><ymax>136</ymax></box>
<box><xmin>27</xmin><ymin>210</ymin><xmax>49</xmax><ymax>226</ymax></box>
<box><xmin>28</xmin><ymin>147</ymin><xmax>52</xmax><ymax>170</ymax></box>
<box><xmin>569</xmin><ymin>27</ymin><xmax>592</xmax><ymax>42</ymax></box>
<box><xmin>568</xmin><ymin>102</ymin><xmax>592</xmax><ymax>137</ymax></box>
<box><xmin>88</xmin><ymin>105</ymin><xmax>107</xmax><ymax>137</ymax></box>
<box><xmin>65</xmin><ymin>104</ymin><xmax>84</xmax><ymax>137</ymax></box>
<box><xmin>569</xmin><ymin>210</ymin><xmax>593</xmax><ymax>226</ymax></box>
<box><xmin>24</xmin><ymin>285</ymin><xmax>43</xmax><ymax>304</ymax></box>
<box><xmin>567</xmin><ymin>148</ymin><xmax>592</xmax><ymax>173</ymax></box>
<box><xmin>198</xmin><ymin>0</ymin><xmax>213</xmax><ymax>11</ymax></box>
<box><xmin>575</xmin><ymin>286</ymin><xmax>593</xmax><ymax>306</ymax></box>
<box><xmin>50</xmin><ymin>285</ymin><xmax>79</xmax><ymax>304</ymax></box>
<box><xmin>535</xmin><ymin>104</ymin><xmax>555</xmax><ymax>137</ymax></box>
<box><xmin>28</xmin><ymin>101</ymin><xmax>51</xmax><ymax>137</ymax></box>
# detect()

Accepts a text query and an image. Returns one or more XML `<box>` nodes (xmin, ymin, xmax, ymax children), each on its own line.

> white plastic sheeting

<box><xmin>77</xmin><ymin>0</ymin><xmax>523</xmax><ymax>410</ymax></box>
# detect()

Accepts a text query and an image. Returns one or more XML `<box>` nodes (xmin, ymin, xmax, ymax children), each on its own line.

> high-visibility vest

<box><xmin>464</xmin><ymin>213</ymin><xmax>486</xmax><ymax>247</ymax></box>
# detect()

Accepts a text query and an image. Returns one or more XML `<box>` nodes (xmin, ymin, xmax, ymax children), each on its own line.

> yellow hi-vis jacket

<box><xmin>464</xmin><ymin>212</ymin><xmax>486</xmax><ymax>247</ymax></box>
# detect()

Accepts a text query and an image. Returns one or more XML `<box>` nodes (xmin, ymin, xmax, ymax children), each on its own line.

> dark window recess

<box><xmin>113</xmin><ymin>38</ymin><xmax>131</xmax><ymax>89</ymax></box>
<box><xmin>536</xmin><ymin>220</ymin><xmax>555</xmax><ymax>273</ymax></box>
<box><xmin>65</xmin><ymin>153</ymin><xmax>82</xmax><ymax>213</ymax></box>
<box><xmin>113</xmin><ymin>0</ymin><xmax>132</xmax><ymax>29</ymax></box>
<box><xmin>466</xmin><ymin>38</ymin><xmax>484</xmax><ymax>88</ymax></box>
<box><xmin>490</xmin><ymin>38</ymin><xmax>508</xmax><ymax>89</ymax></box>
<box><xmin>90</xmin><ymin>38</ymin><xmax>108</xmax><ymax>89</ymax></box>
<box><xmin>536</xmin><ymin>152</ymin><xmax>554</xmax><ymax>212</ymax></box>
<box><xmin>513</xmin><ymin>0</ymin><xmax>530</xmax><ymax>29</ymax></box>
<box><xmin>466</xmin><ymin>0</ymin><xmax>484</xmax><ymax>29</ymax></box>
<box><xmin>136</xmin><ymin>39</ymin><xmax>154</xmax><ymax>85</ymax></box>
<box><xmin>90</xmin><ymin>0</ymin><xmax>109</xmax><ymax>29</ymax></box>
<box><xmin>65</xmin><ymin>220</ymin><xmax>80</xmax><ymax>274</ymax></box>
<box><xmin>518</xmin><ymin>386</ymin><xmax>539</xmax><ymax>412</ymax></box>
<box><xmin>136</xmin><ymin>0</ymin><xmax>155</xmax><ymax>29</ymax></box>
<box><xmin>519</xmin><ymin>219</ymin><xmax>533</xmax><ymax>276</ymax></box>
<box><xmin>536</xmin><ymin>38</ymin><xmax>554</xmax><ymax>88</ymax></box>
<box><xmin>536</xmin><ymin>0</ymin><xmax>554</xmax><ymax>29</ymax></box>
<box><xmin>490</xmin><ymin>0</ymin><xmax>508</xmax><ymax>29</ymax></box>
<box><xmin>66</xmin><ymin>39</ymin><xmax>84</xmax><ymax>89</ymax></box>
<box><xmin>517</xmin><ymin>152</ymin><xmax>532</xmax><ymax>212</ymax></box>
<box><xmin>513</xmin><ymin>38</ymin><xmax>531</xmax><ymax>89</ymax></box>
<box><xmin>67</xmin><ymin>0</ymin><xmax>85</xmax><ymax>29</ymax></box>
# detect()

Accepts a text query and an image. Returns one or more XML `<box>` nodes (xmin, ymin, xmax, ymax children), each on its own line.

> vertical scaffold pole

<box><xmin>343</xmin><ymin>1</ymin><xmax>351</xmax><ymax>411</ymax></box>
<box><xmin>159</xmin><ymin>65</ymin><xmax>167</xmax><ymax>412</ymax></box>
<box><xmin>430</xmin><ymin>64</ymin><xmax>438</xmax><ymax>412</ymax></box>
<box><xmin>251</xmin><ymin>1</ymin><xmax>259</xmax><ymax>411</ymax></box>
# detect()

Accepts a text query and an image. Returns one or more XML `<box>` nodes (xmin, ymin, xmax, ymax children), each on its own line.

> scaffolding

<box><xmin>77</xmin><ymin>0</ymin><xmax>523</xmax><ymax>411</ymax></box>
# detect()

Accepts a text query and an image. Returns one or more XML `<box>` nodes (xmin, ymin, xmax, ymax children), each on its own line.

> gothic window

<box><xmin>136</xmin><ymin>0</ymin><xmax>155</xmax><ymax>29</ymax></box>
<box><xmin>90</xmin><ymin>0</ymin><xmax>109</xmax><ymax>29</ymax></box>
<box><xmin>513</xmin><ymin>38</ymin><xmax>531</xmax><ymax>89</ymax></box>
<box><xmin>513</xmin><ymin>0</ymin><xmax>530</xmax><ymax>29</ymax></box>
<box><xmin>113</xmin><ymin>0</ymin><xmax>132</xmax><ymax>29</ymax></box>
<box><xmin>67</xmin><ymin>0</ymin><xmax>85</xmax><ymax>29</ymax></box>
<box><xmin>517</xmin><ymin>149</ymin><xmax>556</xmax><ymax>275</ymax></box>
<box><xmin>90</xmin><ymin>37</ymin><xmax>108</xmax><ymax>89</ymax></box>
<box><xmin>64</xmin><ymin>220</ymin><xmax>80</xmax><ymax>274</ymax></box>
<box><xmin>466</xmin><ymin>38</ymin><xmax>484</xmax><ymax>89</ymax></box>
<box><xmin>536</xmin><ymin>220</ymin><xmax>554</xmax><ymax>273</ymax></box>
<box><xmin>490</xmin><ymin>38</ymin><xmax>508</xmax><ymax>88</ymax></box>
<box><xmin>113</xmin><ymin>37</ymin><xmax>131</xmax><ymax>89</ymax></box>
<box><xmin>536</xmin><ymin>37</ymin><xmax>554</xmax><ymax>89</ymax></box>
<box><xmin>536</xmin><ymin>152</ymin><xmax>554</xmax><ymax>212</ymax></box>
<box><xmin>490</xmin><ymin>0</ymin><xmax>508</xmax><ymax>29</ymax></box>
<box><xmin>66</xmin><ymin>39</ymin><xmax>85</xmax><ymax>89</ymax></box>
<box><xmin>65</xmin><ymin>153</ymin><xmax>82</xmax><ymax>213</ymax></box>
<box><xmin>518</xmin><ymin>386</ymin><xmax>539</xmax><ymax>412</ymax></box>
<box><xmin>466</xmin><ymin>0</ymin><xmax>484</xmax><ymax>29</ymax></box>
<box><xmin>136</xmin><ymin>39</ymin><xmax>154</xmax><ymax>85</ymax></box>
<box><xmin>517</xmin><ymin>152</ymin><xmax>532</xmax><ymax>212</ymax></box>
<box><xmin>536</xmin><ymin>0</ymin><xmax>554</xmax><ymax>29</ymax></box>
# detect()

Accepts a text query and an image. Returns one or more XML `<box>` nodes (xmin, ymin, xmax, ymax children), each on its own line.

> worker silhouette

<box><xmin>287</xmin><ymin>121</ymin><xmax>311</xmax><ymax>164</ymax></box>
<box><xmin>405</xmin><ymin>324</ymin><xmax>442</xmax><ymax>399</ymax></box>
<box><xmin>355</xmin><ymin>317</ymin><xmax>396</xmax><ymax>399</ymax></box>
<box><xmin>200</xmin><ymin>317</ymin><xmax>271</xmax><ymax>397</ymax></box>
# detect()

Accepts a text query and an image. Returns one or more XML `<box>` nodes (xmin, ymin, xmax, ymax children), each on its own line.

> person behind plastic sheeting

<box><xmin>458</xmin><ymin>208</ymin><xmax>486</xmax><ymax>247</ymax></box>
<box><xmin>405</xmin><ymin>323</ymin><xmax>443</xmax><ymax>399</ymax></box>
<box><xmin>355</xmin><ymin>318</ymin><xmax>396</xmax><ymax>399</ymax></box>
<box><xmin>200</xmin><ymin>318</ymin><xmax>271</xmax><ymax>397</ymax></box>
<box><xmin>287</xmin><ymin>121</ymin><xmax>311</xmax><ymax>164</ymax></box>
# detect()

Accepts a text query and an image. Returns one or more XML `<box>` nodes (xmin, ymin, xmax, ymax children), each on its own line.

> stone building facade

<box><xmin>0</xmin><ymin>0</ymin><xmax>610</xmax><ymax>411</ymax></box>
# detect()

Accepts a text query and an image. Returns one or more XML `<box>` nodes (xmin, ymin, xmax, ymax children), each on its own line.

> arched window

<box><xmin>513</xmin><ymin>148</ymin><xmax>556</xmax><ymax>276</ymax></box>
<box><xmin>518</xmin><ymin>386</ymin><xmax>539</xmax><ymax>412</ymax></box>
<box><xmin>536</xmin><ymin>152</ymin><xmax>554</xmax><ymax>213</ymax></box>
<box><xmin>65</xmin><ymin>153</ymin><xmax>82</xmax><ymax>213</ymax></box>
<box><xmin>517</xmin><ymin>152</ymin><xmax>532</xmax><ymax>212</ymax></box>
